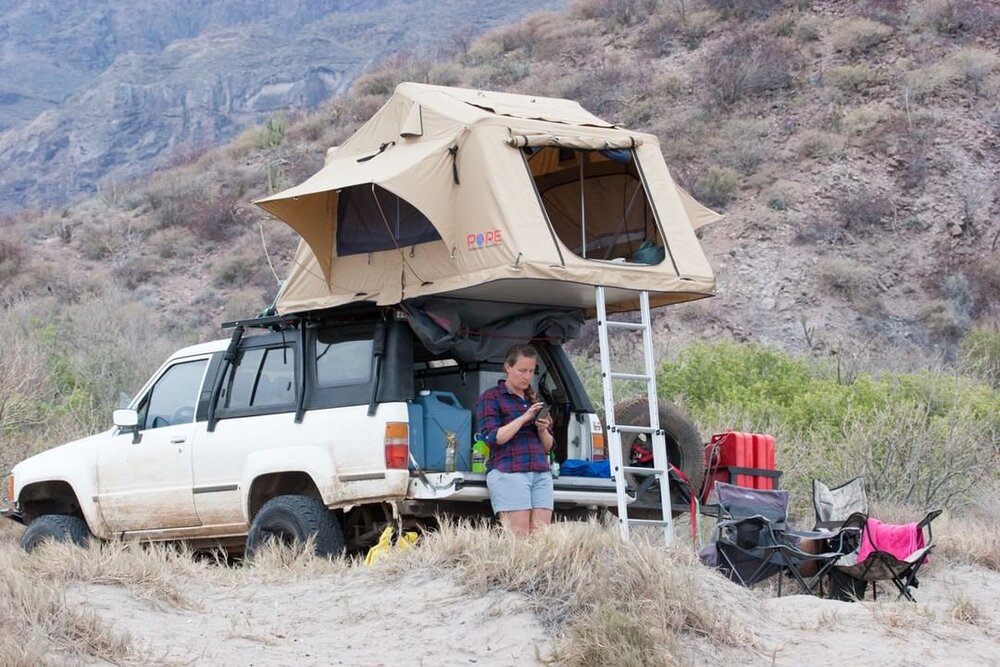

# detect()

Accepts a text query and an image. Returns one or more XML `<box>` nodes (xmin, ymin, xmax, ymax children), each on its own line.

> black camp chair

<box><xmin>709</xmin><ymin>482</ymin><xmax>856</xmax><ymax>596</ymax></box>
<box><xmin>828</xmin><ymin>509</ymin><xmax>942</xmax><ymax>602</ymax></box>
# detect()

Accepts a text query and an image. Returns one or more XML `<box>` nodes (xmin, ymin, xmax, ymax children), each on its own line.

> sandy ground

<box><xmin>65</xmin><ymin>558</ymin><xmax>1000</xmax><ymax>667</ymax></box>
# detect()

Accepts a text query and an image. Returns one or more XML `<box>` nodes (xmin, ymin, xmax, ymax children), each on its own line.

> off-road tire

<box><xmin>612</xmin><ymin>397</ymin><xmax>705</xmax><ymax>505</ymax></box>
<box><xmin>245</xmin><ymin>495</ymin><xmax>345</xmax><ymax>559</ymax></box>
<box><xmin>20</xmin><ymin>514</ymin><xmax>91</xmax><ymax>552</ymax></box>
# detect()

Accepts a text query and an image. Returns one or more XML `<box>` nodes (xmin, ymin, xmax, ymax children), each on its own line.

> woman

<box><xmin>475</xmin><ymin>344</ymin><xmax>555</xmax><ymax>536</ymax></box>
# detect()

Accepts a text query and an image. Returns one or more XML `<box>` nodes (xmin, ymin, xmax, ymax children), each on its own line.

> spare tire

<box><xmin>610</xmin><ymin>397</ymin><xmax>705</xmax><ymax>507</ymax></box>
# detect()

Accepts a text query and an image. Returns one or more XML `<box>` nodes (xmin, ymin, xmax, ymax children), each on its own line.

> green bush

<box><xmin>961</xmin><ymin>327</ymin><xmax>1000</xmax><ymax>388</ymax></box>
<box><xmin>692</xmin><ymin>167</ymin><xmax>740</xmax><ymax>208</ymax></box>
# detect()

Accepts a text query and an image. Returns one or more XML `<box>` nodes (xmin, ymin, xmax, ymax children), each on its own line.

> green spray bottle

<box><xmin>471</xmin><ymin>433</ymin><xmax>489</xmax><ymax>473</ymax></box>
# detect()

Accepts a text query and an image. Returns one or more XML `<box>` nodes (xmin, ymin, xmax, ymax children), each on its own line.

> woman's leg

<box><xmin>528</xmin><ymin>472</ymin><xmax>555</xmax><ymax>532</ymax></box>
<box><xmin>529</xmin><ymin>508</ymin><xmax>552</xmax><ymax>531</ymax></box>
<box><xmin>499</xmin><ymin>510</ymin><xmax>532</xmax><ymax>536</ymax></box>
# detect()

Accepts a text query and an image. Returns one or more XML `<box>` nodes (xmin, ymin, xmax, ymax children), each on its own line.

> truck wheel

<box><xmin>611</xmin><ymin>397</ymin><xmax>705</xmax><ymax>506</ymax></box>
<box><xmin>20</xmin><ymin>514</ymin><xmax>91</xmax><ymax>552</ymax></box>
<box><xmin>246</xmin><ymin>495</ymin><xmax>345</xmax><ymax>559</ymax></box>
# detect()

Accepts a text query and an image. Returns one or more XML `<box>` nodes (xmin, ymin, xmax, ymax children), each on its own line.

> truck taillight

<box><xmin>384</xmin><ymin>422</ymin><xmax>409</xmax><ymax>469</ymax></box>
<box><xmin>592</xmin><ymin>433</ymin><xmax>606</xmax><ymax>461</ymax></box>
<box><xmin>5</xmin><ymin>474</ymin><xmax>13</xmax><ymax>503</ymax></box>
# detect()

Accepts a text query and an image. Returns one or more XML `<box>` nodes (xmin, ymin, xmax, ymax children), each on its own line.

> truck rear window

<box><xmin>315</xmin><ymin>327</ymin><xmax>375</xmax><ymax>387</ymax></box>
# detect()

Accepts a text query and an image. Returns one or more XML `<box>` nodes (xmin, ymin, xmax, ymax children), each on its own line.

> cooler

<box><xmin>415</xmin><ymin>390</ymin><xmax>472</xmax><ymax>471</ymax></box>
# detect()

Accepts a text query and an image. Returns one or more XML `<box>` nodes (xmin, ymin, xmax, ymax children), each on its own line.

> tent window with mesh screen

<box><xmin>336</xmin><ymin>184</ymin><xmax>441</xmax><ymax>256</ymax></box>
<box><xmin>524</xmin><ymin>146</ymin><xmax>664</xmax><ymax>264</ymax></box>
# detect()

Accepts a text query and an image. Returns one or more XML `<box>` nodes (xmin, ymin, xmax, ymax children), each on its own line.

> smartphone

<box><xmin>535</xmin><ymin>404</ymin><xmax>551</xmax><ymax>421</ymax></box>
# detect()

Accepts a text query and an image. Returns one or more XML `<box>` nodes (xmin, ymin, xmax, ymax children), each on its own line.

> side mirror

<box><xmin>113</xmin><ymin>409</ymin><xmax>141</xmax><ymax>444</ymax></box>
<box><xmin>113</xmin><ymin>409</ymin><xmax>138</xmax><ymax>428</ymax></box>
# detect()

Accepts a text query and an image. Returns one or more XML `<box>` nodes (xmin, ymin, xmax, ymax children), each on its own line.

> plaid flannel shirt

<box><xmin>475</xmin><ymin>380</ymin><xmax>549</xmax><ymax>473</ymax></box>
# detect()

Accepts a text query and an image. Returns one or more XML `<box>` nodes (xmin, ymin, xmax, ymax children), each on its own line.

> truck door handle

<box><xmin>170</xmin><ymin>437</ymin><xmax>186</xmax><ymax>444</ymax></box>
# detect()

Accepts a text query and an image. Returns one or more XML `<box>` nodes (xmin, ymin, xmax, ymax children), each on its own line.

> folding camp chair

<box><xmin>831</xmin><ymin>509</ymin><xmax>943</xmax><ymax>602</ymax></box>
<box><xmin>812</xmin><ymin>477</ymin><xmax>868</xmax><ymax>530</ymax></box>
<box><xmin>709</xmin><ymin>482</ymin><xmax>855</xmax><ymax>596</ymax></box>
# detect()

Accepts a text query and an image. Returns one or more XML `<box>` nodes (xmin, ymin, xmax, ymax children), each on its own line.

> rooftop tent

<box><xmin>255</xmin><ymin>82</ymin><xmax>720</xmax><ymax>316</ymax></box>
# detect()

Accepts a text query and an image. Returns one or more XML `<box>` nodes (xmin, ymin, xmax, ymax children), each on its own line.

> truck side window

<box><xmin>315</xmin><ymin>327</ymin><xmax>374</xmax><ymax>387</ymax></box>
<box><xmin>137</xmin><ymin>359</ymin><xmax>208</xmax><ymax>430</ymax></box>
<box><xmin>223</xmin><ymin>346</ymin><xmax>295</xmax><ymax>410</ymax></box>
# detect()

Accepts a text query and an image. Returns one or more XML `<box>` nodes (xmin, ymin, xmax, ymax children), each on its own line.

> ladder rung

<box><xmin>623</xmin><ymin>518</ymin><xmax>671</xmax><ymax>527</ymax></box>
<box><xmin>609</xmin><ymin>372</ymin><xmax>651</xmax><ymax>381</ymax></box>
<box><xmin>622</xmin><ymin>466</ymin><xmax>666</xmax><ymax>476</ymax></box>
<box><xmin>605</xmin><ymin>321</ymin><xmax>645</xmax><ymax>331</ymax></box>
<box><xmin>612</xmin><ymin>425</ymin><xmax>656</xmax><ymax>434</ymax></box>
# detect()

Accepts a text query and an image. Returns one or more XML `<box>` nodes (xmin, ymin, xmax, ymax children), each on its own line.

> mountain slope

<box><xmin>0</xmin><ymin>0</ymin><xmax>568</xmax><ymax>212</ymax></box>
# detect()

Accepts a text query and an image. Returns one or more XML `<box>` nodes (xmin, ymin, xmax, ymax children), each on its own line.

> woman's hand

<box><xmin>523</xmin><ymin>402</ymin><xmax>545</xmax><ymax>424</ymax></box>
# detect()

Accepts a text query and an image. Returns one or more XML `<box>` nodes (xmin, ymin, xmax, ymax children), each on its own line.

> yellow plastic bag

<box><xmin>363</xmin><ymin>525</ymin><xmax>419</xmax><ymax>566</ymax></box>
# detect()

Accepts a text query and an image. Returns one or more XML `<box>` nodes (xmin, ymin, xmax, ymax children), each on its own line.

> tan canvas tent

<box><xmin>256</xmin><ymin>82</ymin><xmax>718</xmax><ymax>316</ymax></box>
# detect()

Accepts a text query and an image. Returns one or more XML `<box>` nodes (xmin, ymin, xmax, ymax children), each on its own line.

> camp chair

<box><xmin>812</xmin><ymin>477</ymin><xmax>868</xmax><ymax>530</ymax></box>
<box><xmin>830</xmin><ymin>509</ymin><xmax>943</xmax><ymax>602</ymax></box>
<box><xmin>709</xmin><ymin>482</ymin><xmax>855</xmax><ymax>596</ymax></box>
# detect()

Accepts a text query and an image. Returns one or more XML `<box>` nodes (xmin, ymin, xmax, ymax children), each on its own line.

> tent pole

<box><xmin>580</xmin><ymin>154</ymin><xmax>586</xmax><ymax>258</ymax></box>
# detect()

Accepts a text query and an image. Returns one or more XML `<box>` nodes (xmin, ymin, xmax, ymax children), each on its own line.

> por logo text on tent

<box><xmin>467</xmin><ymin>230</ymin><xmax>502</xmax><ymax>249</ymax></box>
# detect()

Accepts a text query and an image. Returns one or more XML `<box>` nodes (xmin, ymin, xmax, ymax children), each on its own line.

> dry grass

<box><xmin>830</xmin><ymin>17</ymin><xmax>894</xmax><ymax>55</ymax></box>
<box><xmin>0</xmin><ymin>537</ymin><xmax>140</xmax><ymax>664</ymax></box>
<box><xmin>374</xmin><ymin>519</ymin><xmax>758</xmax><ymax>666</ymax></box>
<box><xmin>906</xmin><ymin>47</ymin><xmax>1000</xmax><ymax>99</ymax></box>
<box><xmin>948</xmin><ymin>595</ymin><xmax>981</xmax><ymax>624</ymax></box>
<box><xmin>869</xmin><ymin>598</ymin><xmax>935</xmax><ymax>632</ymax></box>
<box><xmin>929</xmin><ymin>512</ymin><xmax>1000</xmax><ymax>571</ymax></box>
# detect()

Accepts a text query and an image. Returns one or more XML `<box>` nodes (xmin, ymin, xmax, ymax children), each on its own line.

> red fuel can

<box><xmin>751</xmin><ymin>433</ymin><xmax>776</xmax><ymax>489</ymax></box>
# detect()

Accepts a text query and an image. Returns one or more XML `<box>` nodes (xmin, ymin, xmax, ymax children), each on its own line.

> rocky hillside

<box><xmin>0</xmin><ymin>0</ymin><xmax>998</xmax><ymax>464</ymax></box>
<box><xmin>0</xmin><ymin>0</ymin><xmax>567</xmax><ymax>212</ymax></box>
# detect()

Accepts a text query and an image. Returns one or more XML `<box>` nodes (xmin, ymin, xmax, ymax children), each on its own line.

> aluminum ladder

<box><xmin>596</xmin><ymin>286</ymin><xmax>674</xmax><ymax>545</ymax></box>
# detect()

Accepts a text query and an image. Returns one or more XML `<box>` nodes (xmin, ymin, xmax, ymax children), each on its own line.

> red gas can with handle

<box><xmin>751</xmin><ymin>433</ymin><xmax>776</xmax><ymax>489</ymax></box>
<box><xmin>714</xmin><ymin>432</ymin><xmax>754</xmax><ymax>487</ymax></box>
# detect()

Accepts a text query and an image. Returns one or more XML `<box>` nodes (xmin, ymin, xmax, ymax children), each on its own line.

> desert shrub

<box><xmin>213</xmin><ymin>242</ymin><xmax>272</xmax><ymax>291</ymax></box>
<box><xmin>74</xmin><ymin>222</ymin><xmax>116</xmax><ymax>261</ymax></box>
<box><xmin>681</xmin><ymin>10</ymin><xmax>718</xmax><ymax>49</ymax></box>
<box><xmin>656</xmin><ymin>341</ymin><xmax>1000</xmax><ymax>508</ymax></box>
<box><xmin>692</xmin><ymin>166</ymin><xmax>740</xmax><ymax>208</ymax></box>
<box><xmin>794</xmin><ymin>15</ymin><xmax>824</xmax><ymax>41</ymax></box>
<box><xmin>827</xmin><ymin>65</ymin><xmax>878</xmax><ymax>95</ymax></box>
<box><xmin>571</xmin><ymin>0</ymin><xmax>660</xmax><ymax>26</ymax></box>
<box><xmin>716</xmin><ymin>119</ymin><xmax>771</xmax><ymax>174</ymax></box>
<box><xmin>960</xmin><ymin>327</ymin><xmax>1000</xmax><ymax>389</ymax></box>
<box><xmin>149</xmin><ymin>226</ymin><xmax>196</xmax><ymax>260</ymax></box>
<box><xmin>110</xmin><ymin>253</ymin><xmax>155</xmax><ymax>290</ymax></box>
<box><xmin>702</xmin><ymin>0</ymin><xmax>784</xmax><ymax>20</ymax></box>
<box><xmin>761</xmin><ymin>179</ymin><xmax>805</xmax><ymax>211</ymax></box>
<box><xmin>558</xmin><ymin>59</ymin><xmax>652</xmax><ymax>120</ymax></box>
<box><xmin>842</xmin><ymin>102</ymin><xmax>897</xmax><ymax>144</ymax></box>
<box><xmin>0</xmin><ymin>235</ymin><xmax>24</xmax><ymax>283</ymax></box>
<box><xmin>921</xmin><ymin>299</ymin><xmax>970</xmax><ymax>343</ymax></box>
<box><xmin>703</xmin><ymin>33</ymin><xmax>796</xmax><ymax>108</ymax></box>
<box><xmin>836</xmin><ymin>188</ymin><xmax>894</xmax><ymax>229</ymax></box>
<box><xmin>906</xmin><ymin>47</ymin><xmax>1000</xmax><ymax>99</ymax></box>
<box><xmin>815</xmin><ymin>256</ymin><xmax>877</xmax><ymax>309</ymax></box>
<box><xmin>831</xmin><ymin>18</ymin><xmax>893</xmax><ymax>55</ymax></box>
<box><xmin>793</xmin><ymin>129</ymin><xmax>844</xmax><ymax>160</ymax></box>
<box><xmin>911</xmin><ymin>0</ymin><xmax>1000</xmax><ymax>38</ymax></box>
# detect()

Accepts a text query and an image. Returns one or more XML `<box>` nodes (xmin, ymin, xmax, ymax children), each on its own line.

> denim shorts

<box><xmin>486</xmin><ymin>469</ymin><xmax>554</xmax><ymax>514</ymax></box>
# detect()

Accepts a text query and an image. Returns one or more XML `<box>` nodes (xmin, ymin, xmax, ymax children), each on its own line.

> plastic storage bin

<box><xmin>414</xmin><ymin>390</ymin><xmax>472</xmax><ymax>471</ymax></box>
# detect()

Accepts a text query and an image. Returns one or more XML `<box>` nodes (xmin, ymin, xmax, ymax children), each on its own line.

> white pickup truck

<box><xmin>3</xmin><ymin>301</ymin><xmax>703</xmax><ymax>556</ymax></box>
